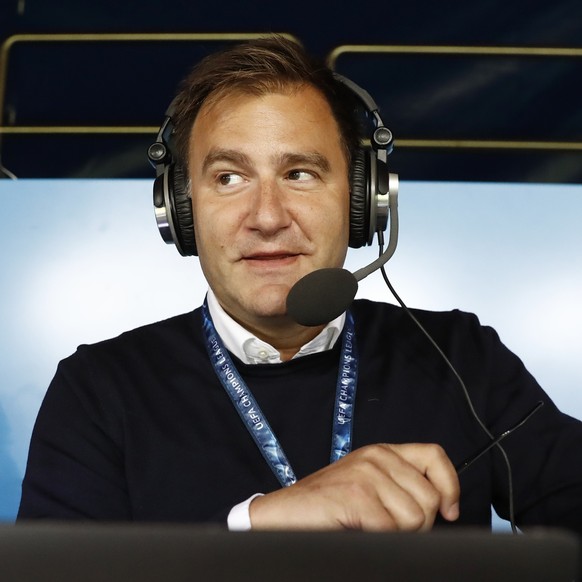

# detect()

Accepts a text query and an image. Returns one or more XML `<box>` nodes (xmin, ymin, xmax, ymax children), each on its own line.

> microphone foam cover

<box><xmin>286</xmin><ymin>268</ymin><xmax>358</xmax><ymax>327</ymax></box>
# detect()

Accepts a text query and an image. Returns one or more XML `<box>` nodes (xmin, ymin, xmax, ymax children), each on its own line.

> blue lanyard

<box><xmin>202</xmin><ymin>300</ymin><xmax>359</xmax><ymax>488</ymax></box>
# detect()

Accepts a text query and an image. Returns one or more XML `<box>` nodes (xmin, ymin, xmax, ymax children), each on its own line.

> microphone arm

<box><xmin>353</xmin><ymin>177</ymin><xmax>399</xmax><ymax>282</ymax></box>
<box><xmin>286</xmin><ymin>176</ymin><xmax>399</xmax><ymax>326</ymax></box>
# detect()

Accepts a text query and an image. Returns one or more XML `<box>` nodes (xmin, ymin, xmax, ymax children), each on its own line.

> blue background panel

<box><xmin>1</xmin><ymin>179</ymin><xmax>581</xmax><ymax>526</ymax></box>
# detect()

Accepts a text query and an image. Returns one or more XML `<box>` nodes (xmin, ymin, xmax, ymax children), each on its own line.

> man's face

<box><xmin>189</xmin><ymin>85</ymin><xmax>350</xmax><ymax>332</ymax></box>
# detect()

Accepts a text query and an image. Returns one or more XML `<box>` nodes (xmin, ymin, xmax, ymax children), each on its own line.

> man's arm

<box><xmin>18</xmin><ymin>359</ymin><xmax>132</xmax><ymax>520</ymax></box>
<box><xmin>249</xmin><ymin>443</ymin><xmax>460</xmax><ymax>531</ymax></box>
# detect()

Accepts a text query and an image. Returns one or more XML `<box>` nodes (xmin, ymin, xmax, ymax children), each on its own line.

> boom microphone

<box><xmin>287</xmin><ymin>178</ymin><xmax>399</xmax><ymax>326</ymax></box>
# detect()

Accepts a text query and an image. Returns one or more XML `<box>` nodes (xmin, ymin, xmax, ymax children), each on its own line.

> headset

<box><xmin>147</xmin><ymin>73</ymin><xmax>398</xmax><ymax>256</ymax></box>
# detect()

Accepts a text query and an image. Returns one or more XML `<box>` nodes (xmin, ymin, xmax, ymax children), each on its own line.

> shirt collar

<box><xmin>206</xmin><ymin>288</ymin><xmax>346</xmax><ymax>364</ymax></box>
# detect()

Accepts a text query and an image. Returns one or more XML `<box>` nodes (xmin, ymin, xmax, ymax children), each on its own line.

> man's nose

<box><xmin>246</xmin><ymin>179</ymin><xmax>292</xmax><ymax>235</ymax></box>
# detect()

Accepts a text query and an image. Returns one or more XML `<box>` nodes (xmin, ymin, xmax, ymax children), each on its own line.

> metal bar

<box><xmin>0</xmin><ymin>32</ymin><xmax>299</xmax><ymax>128</ymax></box>
<box><xmin>0</xmin><ymin>126</ymin><xmax>159</xmax><ymax>134</ymax></box>
<box><xmin>327</xmin><ymin>44</ymin><xmax>582</xmax><ymax>66</ymax></box>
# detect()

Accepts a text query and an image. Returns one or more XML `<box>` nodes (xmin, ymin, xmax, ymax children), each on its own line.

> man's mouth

<box><xmin>247</xmin><ymin>253</ymin><xmax>296</xmax><ymax>260</ymax></box>
<box><xmin>242</xmin><ymin>252</ymin><xmax>300</xmax><ymax>265</ymax></box>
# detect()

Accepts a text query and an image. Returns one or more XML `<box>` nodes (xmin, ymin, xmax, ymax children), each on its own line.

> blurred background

<box><xmin>1</xmin><ymin>0</ymin><xmax>581</xmax><ymax>527</ymax></box>
<box><xmin>1</xmin><ymin>0</ymin><xmax>582</xmax><ymax>182</ymax></box>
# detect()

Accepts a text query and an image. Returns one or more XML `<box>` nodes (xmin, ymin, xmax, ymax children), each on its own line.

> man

<box><xmin>18</xmin><ymin>36</ymin><xmax>582</xmax><ymax>534</ymax></box>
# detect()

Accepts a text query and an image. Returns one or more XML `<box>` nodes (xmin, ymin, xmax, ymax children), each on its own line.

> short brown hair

<box><xmin>170</xmin><ymin>35</ymin><xmax>361</xmax><ymax>173</ymax></box>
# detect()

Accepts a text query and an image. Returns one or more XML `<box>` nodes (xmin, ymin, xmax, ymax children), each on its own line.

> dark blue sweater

<box><xmin>17</xmin><ymin>300</ymin><xmax>582</xmax><ymax>534</ymax></box>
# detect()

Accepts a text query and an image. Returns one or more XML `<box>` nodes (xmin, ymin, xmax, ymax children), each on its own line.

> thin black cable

<box><xmin>456</xmin><ymin>401</ymin><xmax>543</xmax><ymax>475</ymax></box>
<box><xmin>376</xmin><ymin>230</ymin><xmax>518</xmax><ymax>534</ymax></box>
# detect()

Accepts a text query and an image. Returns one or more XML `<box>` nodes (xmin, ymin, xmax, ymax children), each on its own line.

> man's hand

<box><xmin>249</xmin><ymin>443</ymin><xmax>460</xmax><ymax>531</ymax></box>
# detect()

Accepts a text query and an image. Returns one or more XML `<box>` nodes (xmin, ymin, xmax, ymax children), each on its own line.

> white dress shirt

<box><xmin>206</xmin><ymin>288</ymin><xmax>345</xmax><ymax>364</ymax></box>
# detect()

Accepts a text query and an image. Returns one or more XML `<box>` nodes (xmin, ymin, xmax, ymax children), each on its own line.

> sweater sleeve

<box><xmin>17</xmin><ymin>355</ymin><xmax>132</xmax><ymax>520</ymax></box>
<box><xmin>382</xmin><ymin>302</ymin><xmax>582</xmax><ymax>535</ymax></box>
<box><xmin>472</xmin><ymin>320</ymin><xmax>582</xmax><ymax>535</ymax></box>
<box><xmin>17</xmin><ymin>328</ymin><xmax>267</xmax><ymax>525</ymax></box>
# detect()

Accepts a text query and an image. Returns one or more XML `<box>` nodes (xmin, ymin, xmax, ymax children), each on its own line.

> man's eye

<box><xmin>288</xmin><ymin>170</ymin><xmax>314</xmax><ymax>181</ymax></box>
<box><xmin>218</xmin><ymin>173</ymin><xmax>244</xmax><ymax>186</ymax></box>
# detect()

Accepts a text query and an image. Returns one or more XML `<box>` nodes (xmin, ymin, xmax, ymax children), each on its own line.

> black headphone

<box><xmin>147</xmin><ymin>73</ymin><xmax>398</xmax><ymax>256</ymax></box>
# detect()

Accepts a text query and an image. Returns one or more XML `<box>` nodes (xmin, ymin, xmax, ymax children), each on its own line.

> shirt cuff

<box><xmin>227</xmin><ymin>493</ymin><xmax>264</xmax><ymax>531</ymax></box>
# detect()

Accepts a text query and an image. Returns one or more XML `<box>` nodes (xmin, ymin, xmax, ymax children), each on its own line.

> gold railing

<box><xmin>327</xmin><ymin>44</ymin><xmax>582</xmax><ymax>152</ymax></box>
<box><xmin>2</xmin><ymin>39</ymin><xmax>581</xmax><ymax>153</ymax></box>
<box><xmin>0</xmin><ymin>32</ymin><xmax>299</xmax><ymax>135</ymax></box>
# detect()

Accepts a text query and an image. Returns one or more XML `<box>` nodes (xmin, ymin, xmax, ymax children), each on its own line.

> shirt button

<box><xmin>258</xmin><ymin>349</ymin><xmax>269</xmax><ymax>360</ymax></box>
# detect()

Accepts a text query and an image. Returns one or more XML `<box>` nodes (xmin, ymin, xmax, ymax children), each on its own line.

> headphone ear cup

<box><xmin>349</xmin><ymin>149</ymin><xmax>370</xmax><ymax>248</ymax></box>
<box><xmin>170</xmin><ymin>163</ymin><xmax>198</xmax><ymax>256</ymax></box>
